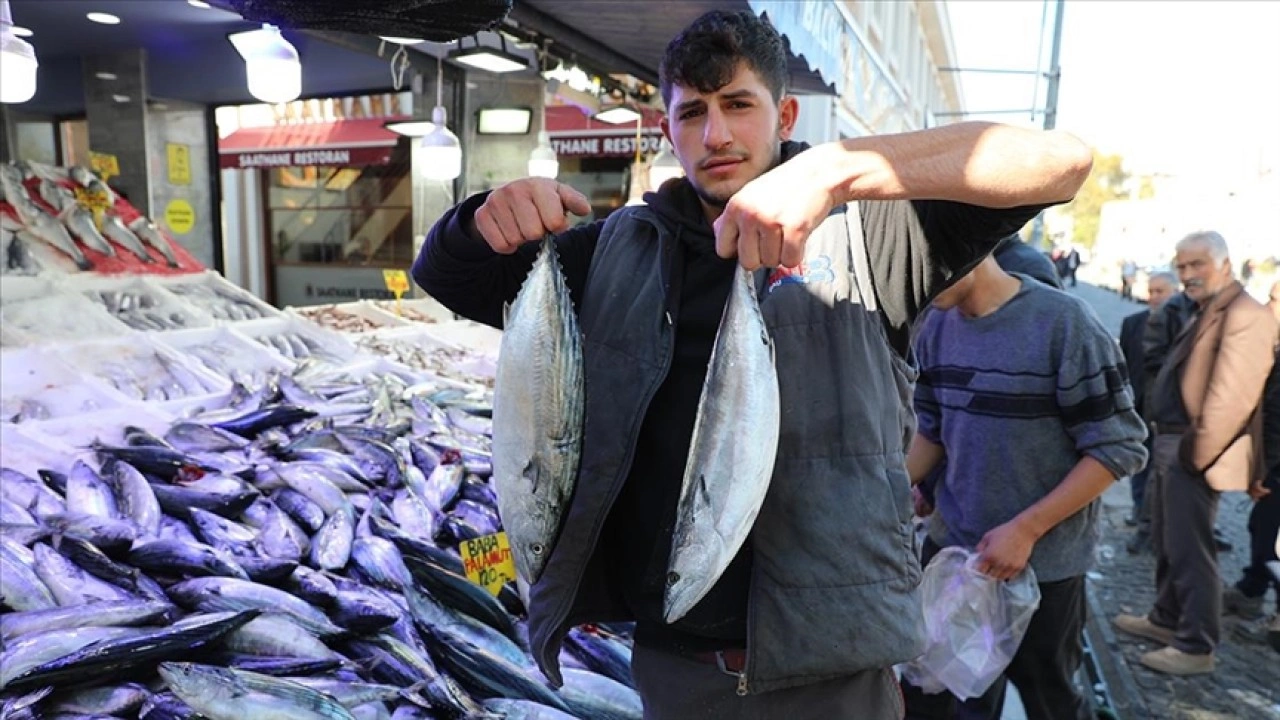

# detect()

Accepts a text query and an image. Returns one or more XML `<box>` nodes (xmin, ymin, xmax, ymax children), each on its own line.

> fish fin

<box><xmin>521</xmin><ymin>458</ymin><xmax>540</xmax><ymax>493</ymax></box>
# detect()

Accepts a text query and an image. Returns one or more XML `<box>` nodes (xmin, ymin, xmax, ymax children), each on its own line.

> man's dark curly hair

<box><xmin>659</xmin><ymin>10</ymin><xmax>789</xmax><ymax>109</ymax></box>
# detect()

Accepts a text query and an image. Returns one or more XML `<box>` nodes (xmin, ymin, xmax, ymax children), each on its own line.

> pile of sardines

<box><xmin>0</xmin><ymin>361</ymin><xmax>640</xmax><ymax>719</ymax></box>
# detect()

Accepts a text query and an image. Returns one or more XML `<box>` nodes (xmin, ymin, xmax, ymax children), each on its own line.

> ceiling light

<box><xmin>9</xmin><ymin>24</ymin><xmax>29</xmax><ymax>37</ymax></box>
<box><xmin>448</xmin><ymin>37</ymin><xmax>528</xmax><ymax>74</ymax></box>
<box><xmin>379</xmin><ymin>36</ymin><xmax>424</xmax><ymax>45</ymax></box>
<box><xmin>527</xmin><ymin>131</ymin><xmax>559</xmax><ymax>179</ymax></box>
<box><xmin>228</xmin><ymin>24</ymin><xmax>301</xmax><ymax>104</ymax></box>
<box><xmin>383</xmin><ymin>119</ymin><xmax>436</xmax><ymax>137</ymax></box>
<box><xmin>111</xmin><ymin>94</ymin><xmax>130</xmax><ymax>103</ymax></box>
<box><xmin>95</xmin><ymin>71</ymin><xmax>117</xmax><ymax>80</ymax></box>
<box><xmin>0</xmin><ymin>0</ymin><xmax>38</xmax><ymax>104</ymax></box>
<box><xmin>594</xmin><ymin>105</ymin><xmax>641</xmax><ymax>125</ymax></box>
<box><xmin>86</xmin><ymin>12</ymin><xmax>121</xmax><ymax>25</ymax></box>
<box><xmin>187</xmin><ymin>0</ymin><xmax>211</xmax><ymax>8</ymax></box>
<box><xmin>476</xmin><ymin>107</ymin><xmax>531</xmax><ymax>135</ymax></box>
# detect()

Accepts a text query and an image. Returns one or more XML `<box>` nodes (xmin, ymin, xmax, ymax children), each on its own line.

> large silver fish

<box><xmin>159</xmin><ymin>662</ymin><xmax>357</xmax><ymax>720</ymax></box>
<box><xmin>102</xmin><ymin>213</ymin><xmax>154</xmax><ymax>263</ymax></box>
<box><xmin>69</xmin><ymin>164</ymin><xmax>116</xmax><ymax>204</ymax></box>
<box><xmin>129</xmin><ymin>216</ymin><xmax>181</xmax><ymax>268</ymax></box>
<box><xmin>0</xmin><ymin>170</ymin><xmax>92</xmax><ymax>270</ymax></box>
<box><xmin>664</xmin><ymin>266</ymin><xmax>779</xmax><ymax>624</ymax></box>
<box><xmin>491</xmin><ymin>236</ymin><xmax>584</xmax><ymax>586</ymax></box>
<box><xmin>64</xmin><ymin>205</ymin><xmax>117</xmax><ymax>257</ymax></box>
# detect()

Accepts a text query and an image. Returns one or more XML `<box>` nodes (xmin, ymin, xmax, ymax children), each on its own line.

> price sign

<box><xmin>167</xmin><ymin>143</ymin><xmax>191</xmax><ymax>185</ymax></box>
<box><xmin>459</xmin><ymin>532</ymin><xmax>518</xmax><ymax>597</ymax></box>
<box><xmin>89</xmin><ymin>151</ymin><xmax>120</xmax><ymax>182</ymax></box>
<box><xmin>382</xmin><ymin>269</ymin><xmax>410</xmax><ymax>315</ymax></box>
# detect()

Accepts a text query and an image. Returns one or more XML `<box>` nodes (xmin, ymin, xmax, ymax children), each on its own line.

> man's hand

<box><xmin>974</xmin><ymin>518</ymin><xmax>1038</xmax><ymax>581</ymax></box>
<box><xmin>1249</xmin><ymin>483</ymin><xmax>1273</xmax><ymax>501</ymax></box>
<box><xmin>471</xmin><ymin>178</ymin><xmax>591</xmax><ymax>254</ymax></box>
<box><xmin>713</xmin><ymin>149</ymin><xmax>835</xmax><ymax>270</ymax></box>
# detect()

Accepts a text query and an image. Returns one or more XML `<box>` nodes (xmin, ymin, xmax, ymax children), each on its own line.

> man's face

<box><xmin>661</xmin><ymin>63</ymin><xmax>798</xmax><ymax>210</ymax></box>
<box><xmin>1147</xmin><ymin>277</ymin><xmax>1175</xmax><ymax>309</ymax></box>
<box><xmin>1174</xmin><ymin>241</ymin><xmax>1232</xmax><ymax>305</ymax></box>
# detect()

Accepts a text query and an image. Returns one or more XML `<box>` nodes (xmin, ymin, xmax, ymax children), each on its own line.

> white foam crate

<box><xmin>1</xmin><ymin>346</ymin><xmax>139</xmax><ymax>422</ymax></box>
<box><xmin>420</xmin><ymin>320</ymin><xmax>503</xmax><ymax>360</ymax></box>
<box><xmin>28</xmin><ymin>403</ymin><xmax>175</xmax><ymax>450</ymax></box>
<box><xmin>0</xmin><ymin>291</ymin><xmax>133</xmax><ymax>346</ymax></box>
<box><xmin>53</xmin><ymin>334</ymin><xmax>232</xmax><ymax>415</ymax></box>
<box><xmin>155</xmin><ymin>326</ymin><xmax>295</xmax><ymax>384</ymax></box>
<box><xmin>234</xmin><ymin>316</ymin><xmax>358</xmax><ymax>365</ymax></box>
<box><xmin>0</xmin><ymin>274</ymin><xmax>58</xmax><ymax>305</ymax></box>
<box><xmin>151</xmin><ymin>270</ymin><xmax>284</xmax><ymax>324</ymax></box>
<box><xmin>74</xmin><ymin>275</ymin><xmax>216</xmax><ymax>333</ymax></box>
<box><xmin>0</xmin><ymin>422</ymin><xmax>82</xmax><ymax>476</ymax></box>
<box><xmin>369</xmin><ymin>297</ymin><xmax>455</xmax><ymax>325</ymax></box>
<box><xmin>354</xmin><ymin>326</ymin><xmax>495</xmax><ymax>386</ymax></box>
<box><xmin>287</xmin><ymin>300</ymin><xmax>410</xmax><ymax>335</ymax></box>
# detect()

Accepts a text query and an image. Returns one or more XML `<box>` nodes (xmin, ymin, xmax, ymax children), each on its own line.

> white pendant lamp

<box><xmin>0</xmin><ymin>0</ymin><xmax>38</xmax><ymax>104</ymax></box>
<box><xmin>421</xmin><ymin>57</ymin><xmax>462</xmax><ymax>182</ymax></box>
<box><xmin>648</xmin><ymin>137</ymin><xmax>683</xmax><ymax>189</ymax></box>
<box><xmin>228</xmin><ymin>24</ymin><xmax>301</xmax><ymax>104</ymax></box>
<box><xmin>527</xmin><ymin>131</ymin><xmax>559</xmax><ymax>179</ymax></box>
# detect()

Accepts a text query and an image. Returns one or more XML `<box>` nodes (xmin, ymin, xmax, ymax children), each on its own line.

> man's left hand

<box><xmin>713</xmin><ymin>149</ymin><xmax>835</xmax><ymax>270</ymax></box>
<box><xmin>1248</xmin><ymin>483</ymin><xmax>1273</xmax><ymax>501</ymax></box>
<box><xmin>975</xmin><ymin>519</ymin><xmax>1038</xmax><ymax>581</ymax></box>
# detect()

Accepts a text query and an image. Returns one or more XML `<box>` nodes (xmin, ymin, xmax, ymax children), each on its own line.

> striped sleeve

<box><xmin>1057</xmin><ymin>314</ymin><xmax>1149</xmax><ymax>479</ymax></box>
<box><xmin>912</xmin><ymin>316</ymin><xmax>942</xmax><ymax>444</ymax></box>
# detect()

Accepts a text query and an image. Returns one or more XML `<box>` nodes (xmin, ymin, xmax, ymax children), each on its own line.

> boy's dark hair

<box><xmin>659</xmin><ymin>10</ymin><xmax>788</xmax><ymax>108</ymax></box>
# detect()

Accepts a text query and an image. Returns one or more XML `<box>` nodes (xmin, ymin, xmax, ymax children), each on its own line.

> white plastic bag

<box><xmin>900</xmin><ymin>546</ymin><xmax>1041</xmax><ymax>700</ymax></box>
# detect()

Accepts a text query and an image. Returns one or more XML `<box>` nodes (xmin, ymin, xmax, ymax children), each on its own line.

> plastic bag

<box><xmin>899</xmin><ymin>546</ymin><xmax>1041</xmax><ymax>700</ymax></box>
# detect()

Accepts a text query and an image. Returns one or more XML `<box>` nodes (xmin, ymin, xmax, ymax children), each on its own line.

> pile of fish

<box><xmin>85</xmin><ymin>287</ymin><xmax>210</xmax><ymax>332</ymax></box>
<box><xmin>372</xmin><ymin>302</ymin><xmax>443</xmax><ymax>325</ymax></box>
<box><xmin>0</xmin><ymin>361</ymin><xmax>643</xmax><ymax>719</ymax></box>
<box><xmin>250</xmin><ymin>330</ymin><xmax>348</xmax><ymax>364</ymax></box>
<box><xmin>294</xmin><ymin>305</ymin><xmax>398</xmax><ymax>335</ymax></box>
<box><xmin>357</xmin><ymin>337</ymin><xmax>495</xmax><ymax>390</ymax></box>
<box><xmin>177</xmin><ymin>341</ymin><xmax>280</xmax><ymax>389</ymax></box>
<box><xmin>163</xmin><ymin>281</ymin><xmax>278</xmax><ymax>323</ymax></box>
<box><xmin>0</xmin><ymin>161</ymin><xmax>180</xmax><ymax>271</ymax></box>
<box><xmin>87</xmin><ymin>348</ymin><xmax>222</xmax><ymax>404</ymax></box>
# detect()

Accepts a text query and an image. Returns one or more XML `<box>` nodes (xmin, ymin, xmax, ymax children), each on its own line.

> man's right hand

<box><xmin>470</xmin><ymin>178</ymin><xmax>592</xmax><ymax>254</ymax></box>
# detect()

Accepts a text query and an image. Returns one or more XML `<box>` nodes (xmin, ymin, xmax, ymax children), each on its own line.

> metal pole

<box><xmin>1031</xmin><ymin>0</ymin><xmax>1066</xmax><ymax>251</ymax></box>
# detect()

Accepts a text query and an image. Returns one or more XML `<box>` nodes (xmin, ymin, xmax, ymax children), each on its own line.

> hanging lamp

<box><xmin>0</xmin><ymin>0</ymin><xmax>38</xmax><ymax>104</ymax></box>
<box><xmin>420</xmin><ymin>55</ymin><xmax>462</xmax><ymax>181</ymax></box>
<box><xmin>228</xmin><ymin>24</ymin><xmax>301</xmax><ymax>104</ymax></box>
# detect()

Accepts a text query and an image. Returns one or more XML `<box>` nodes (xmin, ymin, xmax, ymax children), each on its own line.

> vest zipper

<box><xmin>736</xmin><ymin>671</ymin><xmax>749</xmax><ymax>696</ymax></box>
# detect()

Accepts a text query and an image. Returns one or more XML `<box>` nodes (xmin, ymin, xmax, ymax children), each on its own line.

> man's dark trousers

<box><xmin>1148</xmin><ymin>433</ymin><xmax>1221</xmax><ymax>654</ymax></box>
<box><xmin>1239</xmin><ymin>473</ymin><xmax>1280</xmax><ymax>601</ymax></box>
<box><xmin>901</xmin><ymin>539</ymin><xmax>1090</xmax><ymax>720</ymax></box>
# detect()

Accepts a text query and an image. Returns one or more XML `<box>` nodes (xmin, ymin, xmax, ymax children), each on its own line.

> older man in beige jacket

<box><xmin>1113</xmin><ymin>231</ymin><xmax>1278</xmax><ymax>675</ymax></box>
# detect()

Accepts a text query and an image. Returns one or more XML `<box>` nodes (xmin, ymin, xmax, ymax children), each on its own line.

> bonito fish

<box><xmin>664</xmin><ymin>266</ymin><xmax>779</xmax><ymax>624</ymax></box>
<box><xmin>491</xmin><ymin>235</ymin><xmax>584</xmax><ymax>586</ymax></box>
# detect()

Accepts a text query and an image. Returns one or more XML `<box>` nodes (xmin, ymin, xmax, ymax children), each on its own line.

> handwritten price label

<box><xmin>459</xmin><ymin>532</ymin><xmax>517</xmax><ymax>597</ymax></box>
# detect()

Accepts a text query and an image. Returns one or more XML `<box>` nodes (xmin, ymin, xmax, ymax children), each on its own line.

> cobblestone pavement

<box><xmin>1066</xmin><ymin>282</ymin><xmax>1280</xmax><ymax>720</ymax></box>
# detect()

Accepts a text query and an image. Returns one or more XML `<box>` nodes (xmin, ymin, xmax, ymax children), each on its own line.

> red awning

<box><xmin>218</xmin><ymin>117</ymin><xmax>407</xmax><ymax>169</ymax></box>
<box><xmin>545</xmin><ymin>105</ymin><xmax>665</xmax><ymax>158</ymax></box>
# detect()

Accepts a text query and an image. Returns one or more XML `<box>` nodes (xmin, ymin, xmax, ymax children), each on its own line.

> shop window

<box><xmin>265</xmin><ymin>144</ymin><xmax>414</xmax><ymax>268</ymax></box>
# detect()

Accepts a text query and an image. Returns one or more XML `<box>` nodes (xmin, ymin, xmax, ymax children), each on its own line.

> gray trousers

<box><xmin>1147</xmin><ymin>433</ymin><xmax>1221</xmax><ymax>654</ymax></box>
<box><xmin>632</xmin><ymin>644</ymin><xmax>904</xmax><ymax>720</ymax></box>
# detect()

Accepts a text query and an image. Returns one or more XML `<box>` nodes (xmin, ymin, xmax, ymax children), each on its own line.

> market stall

<box><xmin>0</xmin><ymin>160</ymin><xmax>639</xmax><ymax>717</ymax></box>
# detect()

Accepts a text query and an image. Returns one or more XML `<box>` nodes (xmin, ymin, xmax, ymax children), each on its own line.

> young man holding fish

<box><xmin>414</xmin><ymin>9</ymin><xmax>1093</xmax><ymax>717</ymax></box>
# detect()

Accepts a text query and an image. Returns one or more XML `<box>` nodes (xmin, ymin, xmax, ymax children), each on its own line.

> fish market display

<box><xmin>0</xmin><ymin>293</ymin><xmax>129</xmax><ymax>345</ymax></box>
<box><xmin>78</xmin><ymin>346</ymin><xmax>222</xmax><ymax>402</ymax></box>
<box><xmin>101</xmin><ymin>213</ymin><xmax>156</xmax><ymax>264</ymax></box>
<box><xmin>252</xmin><ymin>330</ymin><xmax>349</xmax><ymax>363</ymax></box>
<box><xmin>491</xmin><ymin>237</ymin><xmax>584</xmax><ymax>587</ymax></box>
<box><xmin>129</xmin><ymin>216</ymin><xmax>181</xmax><ymax>268</ymax></box>
<box><xmin>2</xmin><ymin>227</ymin><xmax>41</xmax><ymax>275</ymax></box>
<box><xmin>373</xmin><ymin>300</ymin><xmax>445</xmax><ymax>324</ymax></box>
<box><xmin>164</xmin><ymin>278</ymin><xmax>279</xmax><ymax>322</ymax></box>
<box><xmin>358</xmin><ymin>335</ymin><xmax>495</xmax><ymax>389</ymax></box>
<box><xmin>178</xmin><ymin>340</ymin><xmax>281</xmax><ymax>388</ymax></box>
<box><xmin>0</xmin><ymin>358</ymin><xmax>643</xmax><ymax>719</ymax></box>
<box><xmin>664</xmin><ymin>265</ymin><xmax>780</xmax><ymax>624</ymax></box>
<box><xmin>85</xmin><ymin>285</ymin><xmax>211</xmax><ymax>332</ymax></box>
<box><xmin>0</xmin><ymin>167</ymin><xmax>93</xmax><ymax>271</ymax></box>
<box><xmin>296</xmin><ymin>304</ymin><xmax>399</xmax><ymax>334</ymax></box>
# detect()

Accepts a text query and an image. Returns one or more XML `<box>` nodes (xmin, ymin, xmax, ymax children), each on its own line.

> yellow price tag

<box><xmin>89</xmin><ymin>151</ymin><xmax>120</xmax><ymax>183</ymax></box>
<box><xmin>382</xmin><ymin>269</ymin><xmax>410</xmax><ymax>315</ymax></box>
<box><xmin>74</xmin><ymin>186</ymin><xmax>114</xmax><ymax>230</ymax></box>
<box><xmin>459</xmin><ymin>532</ymin><xmax>517</xmax><ymax>597</ymax></box>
